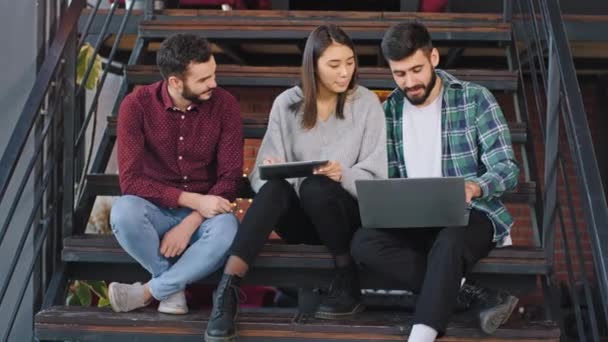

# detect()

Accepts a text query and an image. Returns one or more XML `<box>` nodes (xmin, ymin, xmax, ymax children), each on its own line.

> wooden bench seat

<box><xmin>124</xmin><ymin>65</ymin><xmax>519</xmax><ymax>92</ymax></box>
<box><xmin>35</xmin><ymin>306</ymin><xmax>559</xmax><ymax>341</ymax></box>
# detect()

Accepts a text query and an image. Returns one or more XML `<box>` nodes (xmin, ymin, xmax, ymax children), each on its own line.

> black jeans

<box><xmin>350</xmin><ymin>209</ymin><xmax>495</xmax><ymax>335</ymax></box>
<box><xmin>229</xmin><ymin>176</ymin><xmax>361</xmax><ymax>265</ymax></box>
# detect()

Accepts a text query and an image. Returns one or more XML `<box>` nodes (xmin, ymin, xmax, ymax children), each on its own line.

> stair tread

<box><xmin>81</xmin><ymin>173</ymin><xmax>537</xmax><ymax>204</ymax></box>
<box><xmin>35</xmin><ymin>306</ymin><xmax>559</xmax><ymax>341</ymax></box>
<box><xmin>107</xmin><ymin>115</ymin><xmax>526</xmax><ymax>143</ymax></box>
<box><xmin>138</xmin><ymin>12</ymin><xmax>511</xmax><ymax>42</ymax></box>
<box><xmin>62</xmin><ymin>234</ymin><xmax>550</xmax><ymax>275</ymax></box>
<box><xmin>90</xmin><ymin>8</ymin><xmax>512</xmax><ymax>22</ymax></box>
<box><xmin>125</xmin><ymin>65</ymin><xmax>519</xmax><ymax>91</ymax></box>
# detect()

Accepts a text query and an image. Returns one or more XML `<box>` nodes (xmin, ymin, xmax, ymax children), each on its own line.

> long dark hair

<box><xmin>296</xmin><ymin>24</ymin><xmax>358</xmax><ymax>129</ymax></box>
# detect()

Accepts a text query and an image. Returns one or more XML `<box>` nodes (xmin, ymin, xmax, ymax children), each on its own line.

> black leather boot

<box><xmin>315</xmin><ymin>263</ymin><xmax>364</xmax><ymax>319</ymax></box>
<box><xmin>204</xmin><ymin>274</ymin><xmax>242</xmax><ymax>342</ymax></box>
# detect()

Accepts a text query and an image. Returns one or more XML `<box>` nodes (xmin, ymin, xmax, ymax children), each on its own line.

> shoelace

<box><xmin>213</xmin><ymin>285</ymin><xmax>248</xmax><ymax>318</ymax></box>
<box><xmin>459</xmin><ymin>284</ymin><xmax>486</xmax><ymax>308</ymax></box>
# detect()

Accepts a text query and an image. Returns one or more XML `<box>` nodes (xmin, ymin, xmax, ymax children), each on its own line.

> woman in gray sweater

<box><xmin>205</xmin><ymin>24</ymin><xmax>387</xmax><ymax>342</ymax></box>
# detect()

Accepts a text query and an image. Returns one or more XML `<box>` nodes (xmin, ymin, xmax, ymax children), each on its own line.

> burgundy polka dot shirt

<box><xmin>117</xmin><ymin>81</ymin><xmax>243</xmax><ymax>208</ymax></box>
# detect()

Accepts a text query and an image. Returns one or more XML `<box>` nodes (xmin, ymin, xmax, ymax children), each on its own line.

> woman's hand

<box><xmin>262</xmin><ymin>157</ymin><xmax>283</xmax><ymax>165</ymax></box>
<box><xmin>314</xmin><ymin>160</ymin><xmax>342</xmax><ymax>182</ymax></box>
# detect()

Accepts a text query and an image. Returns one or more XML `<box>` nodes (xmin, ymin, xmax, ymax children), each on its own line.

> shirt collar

<box><xmin>160</xmin><ymin>80</ymin><xmax>199</xmax><ymax>113</ymax></box>
<box><xmin>436</xmin><ymin>69</ymin><xmax>463</xmax><ymax>90</ymax></box>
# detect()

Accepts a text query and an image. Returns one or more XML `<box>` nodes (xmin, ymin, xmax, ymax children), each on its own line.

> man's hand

<box><xmin>178</xmin><ymin>192</ymin><xmax>233</xmax><ymax>218</ymax></box>
<box><xmin>195</xmin><ymin>195</ymin><xmax>233</xmax><ymax>218</ymax></box>
<box><xmin>313</xmin><ymin>160</ymin><xmax>342</xmax><ymax>182</ymax></box>
<box><xmin>465</xmin><ymin>181</ymin><xmax>482</xmax><ymax>204</ymax></box>
<box><xmin>159</xmin><ymin>212</ymin><xmax>202</xmax><ymax>258</ymax></box>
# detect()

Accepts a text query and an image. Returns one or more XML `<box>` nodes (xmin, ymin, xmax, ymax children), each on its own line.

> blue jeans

<box><xmin>110</xmin><ymin>195</ymin><xmax>238</xmax><ymax>300</ymax></box>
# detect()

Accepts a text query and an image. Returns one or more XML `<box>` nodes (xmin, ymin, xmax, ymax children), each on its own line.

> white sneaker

<box><xmin>158</xmin><ymin>290</ymin><xmax>188</xmax><ymax>315</ymax></box>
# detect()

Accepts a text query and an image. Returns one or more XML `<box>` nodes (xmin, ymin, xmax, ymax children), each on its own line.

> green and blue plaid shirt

<box><xmin>383</xmin><ymin>69</ymin><xmax>519</xmax><ymax>246</ymax></box>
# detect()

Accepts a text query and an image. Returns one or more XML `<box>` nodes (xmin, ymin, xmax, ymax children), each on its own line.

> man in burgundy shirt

<box><xmin>108</xmin><ymin>34</ymin><xmax>243</xmax><ymax>315</ymax></box>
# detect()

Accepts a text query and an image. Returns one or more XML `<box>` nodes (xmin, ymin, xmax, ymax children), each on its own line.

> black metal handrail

<box><xmin>515</xmin><ymin>0</ymin><xmax>608</xmax><ymax>340</ymax></box>
<box><xmin>544</xmin><ymin>0</ymin><xmax>608</xmax><ymax>332</ymax></box>
<box><xmin>0</xmin><ymin>0</ymin><xmax>140</xmax><ymax>336</ymax></box>
<box><xmin>0</xmin><ymin>1</ymin><xmax>83</xmax><ymax>206</ymax></box>
<box><xmin>75</xmin><ymin>0</ymin><xmax>137</xmax><ymax>151</ymax></box>
<box><xmin>0</xmin><ymin>1</ymin><xmax>84</xmax><ymax>340</ymax></box>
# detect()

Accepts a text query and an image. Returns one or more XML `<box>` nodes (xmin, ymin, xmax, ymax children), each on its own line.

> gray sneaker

<box><xmin>479</xmin><ymin>291</ymin><xmax>519</xmax><ymax>334</ymax></box>
<box><xmin>108</xmin><ymin>282</ymin><xmax>149</xmax><ymax>313</ymax></box>
<box><xmin>459</xmin><ymin>284</ymin><xmax>519</xmax><ymax>334</ymax></box>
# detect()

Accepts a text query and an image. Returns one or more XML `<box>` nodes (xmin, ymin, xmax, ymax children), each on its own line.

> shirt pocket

<box><xmin>446</xmin><ymin>127</ymin><xmax>478</xmax><ymax>174</ymax></box>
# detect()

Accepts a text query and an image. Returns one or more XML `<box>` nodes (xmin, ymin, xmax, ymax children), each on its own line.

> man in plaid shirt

<box><xmin>351</xmin><ymin>23</ymin><xmax>520</xmax><ymax>341</ymax></box>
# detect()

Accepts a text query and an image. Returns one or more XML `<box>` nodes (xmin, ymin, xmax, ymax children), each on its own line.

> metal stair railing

<box><xmin>0</xmin><ymin>1</ymin><xmax>83</xmax><ymax>340</ymax></box>
<box><xmin>514</xmin><ymin>0</ymin><xmax>608</xmax><ymax>340</ymax></box>
<box><xmin>0</xmin><ymin>0</ymin><xmax>144</xmax><ymax>340</ymax></box>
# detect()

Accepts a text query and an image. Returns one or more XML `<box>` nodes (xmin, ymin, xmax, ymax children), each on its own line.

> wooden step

<box><xmin>62</xmin><ymin>235</ymin><xmax>550</xmax><ymax>277</ymax></box>
<box><xmin>138</xmin><ymin>11</ymin><xmax>511</xmax><ymax>42</ymax></box>
<box><xmin>106</xmin><ymin>115</ymin><xmax>527</xmax><ymax>143</ymax></box>
<box><xmin>80</xmin><ymin>173</ymin><xmax>537</xmax><ymax>205</ymax></box>
<box><xmin>125</xmin><ymin>65</ymin><xmax>519</xmax><ymax>92</ymax></box>
<box><xmin>35</xmin><ymin>306</ymin><xmax>559</xmax><ymax>342</ymax></box>
<box><xmin>105</xmin><ymin>113</ymin><xmax>267</xmax><ymax>140</ymax></box>
<box><xmin>159</xmin><ymin>9</ymin><xmax>510</xmax><ymax>23</ymax></box>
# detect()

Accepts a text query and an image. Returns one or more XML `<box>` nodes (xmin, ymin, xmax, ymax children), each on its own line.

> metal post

<box><xmin>33</xmin><ymin>0</ymin><xmax>48</xmax><ymax>317</ymax></box>
<box><xmin>400</xmin><ymin>0</ymin><xmax>420</xmax><ymax>11</ymax></box>
<box><xmin>503</xmin><ymin>0</ymin><xmax>513</xmax><ymax>23</ymax></box>
<box><xmin>144</xmin><ymin>0</ymin><xmax>154</xmax><ymax>19</ymax></box>
<box><xmin>62</xmin><ymin>30</ymin><xmax>77</xmax><ymax>239</ymax></box>
<box><xmin>542</xmin><ymin>38</ymin><xmax>559</xmax><ymax>262</ymax></box>
<box><xmin>270</xmin><ymin>0</ymin><xmax>289</xmax><ymax>10</ymax></box>
<box><xmin>539</xmin><ymin>36</ymin><xmax>561</xmax><ymax>326</ymax></box>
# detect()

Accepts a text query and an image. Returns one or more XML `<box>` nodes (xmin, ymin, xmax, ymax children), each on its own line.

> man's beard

<box><xmin>181</xmin><ymin>85</ymin><xmax>209</xmax><ymax>104</ymax></box>
<box><xmin>402</xmin><ymin>69</ymin><xmax>437</xmax><ymax>106</ymax></box>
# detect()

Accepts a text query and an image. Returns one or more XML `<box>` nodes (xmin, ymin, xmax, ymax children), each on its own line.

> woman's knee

<box><xmin>259</xmin><ymin>178</ymin><xmax>291</xmax><ymax>193</ymax></box>
<box><xmin>299</xmin><ymin>175</ymin><xmax>334</xmax><ymax>198</ymax></box>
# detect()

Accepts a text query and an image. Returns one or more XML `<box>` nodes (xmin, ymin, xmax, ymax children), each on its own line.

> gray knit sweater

<box><xmin>249</xmin><ymin>85</ymin><xmax>388</xmax><ymax>198</ymax></box>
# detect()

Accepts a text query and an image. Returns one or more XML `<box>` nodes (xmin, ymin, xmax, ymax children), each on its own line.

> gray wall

<box><xmin>0</xmin><ymin>0</ymin><xmax>42</xmax><ymax>340</ymax></box>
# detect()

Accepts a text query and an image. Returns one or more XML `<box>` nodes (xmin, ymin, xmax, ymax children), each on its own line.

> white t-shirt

<box><xmin>402</xmin><ymin>92</ymin><xmax>443</xmax><ymax>178</ymax></box>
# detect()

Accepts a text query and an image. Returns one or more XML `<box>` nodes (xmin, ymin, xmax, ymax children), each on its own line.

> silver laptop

<box><xmin>355</xmin><ymin>177</ymin><xmax>470</xmax><ymax>228</ymax></box>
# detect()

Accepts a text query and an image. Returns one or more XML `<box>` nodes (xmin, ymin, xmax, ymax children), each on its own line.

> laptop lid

<box><xmin>356</xmin><ymin>177</ymin><xmax>469</xmax><ymax>228</ymax></box>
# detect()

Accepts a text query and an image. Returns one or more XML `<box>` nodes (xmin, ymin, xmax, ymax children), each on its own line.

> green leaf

<box><xmin>76</xmin><ymin>43</ymin><xmax>102</xmax><ymax>90</ymax></box>
<box><xmin>66</xmin><ymin>293</ymin><xmax>80</xmax><ymax>306</ymax></box>
<box><xmin>75</xmin><ymin>282</ymin><xmax>92</xmax><ymax>307</ymax></box>
<box><xmin>88</xmin><ymin>280</ymin><xmax>108</xmax><ymax>300</ymax></box>
<box><xmin>97</xmin><ymin>297</ymin><xmax>110</xmax><ymax>308</ymax></box>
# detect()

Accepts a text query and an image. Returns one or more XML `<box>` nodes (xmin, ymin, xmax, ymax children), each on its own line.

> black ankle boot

<box><xmin>315</xmin><ymin>263</ymin><xmax>364</xmax><ymax>319</ymax></box>
<box><xmin>204</xmin><ymin>274</ymin><xmax>242</xmax><ymax>342</ymax></box>
<box><xmin>458</xmin><ymin>284</ymin><xmax>519</xmax><ymax>335</ymax></box>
